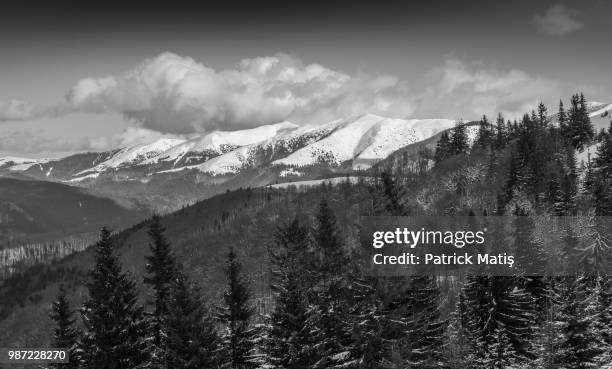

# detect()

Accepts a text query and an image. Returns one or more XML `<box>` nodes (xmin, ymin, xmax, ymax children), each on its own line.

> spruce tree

<box><xmin>265</xmin><ymin>219</ymin><xmax>315</xmax><ymax>369</ymax></box>
<box><xmin>512</xmin><ymin>207</ymin><xmax>547</xmax><ymax>318</ymax></box>
<box><xmin>464</xmin><ymin>276</ymin><xmax>535</xmax><ymax>367</ymax></box>
<box><xmin>143</xmin><ymin>214</ymin><xmax>177</xmax><ymax>367</ymax></box>
<box><xmin>565</xmin><ymin>93</ymin><xmax>595</xmax><ymax>151</ymax></box>
<box><xmin>371</xmin><ymin>171</ymin><xmax>406</xmax><ymax>216</ymax></box>
<box><xmin>537</xmin><ymin>102</ymin><xmax>549</xmax><ymax>128</ymax></box>
<box><xmin>218</xmin><ymin>248</ymin><xmax>257</xmax><ymax>369</ymax></box>
<box><xmin>312</xmin><ymin>199</ymin><xmax>347</xmax><ymax>274</ymax></box>
<box><xmin>592</xmin><ymin>121</ymin><xmax>612</xmax><ymax>216</ymax></box>
<box><xmin>556</xmin><ymin>276</ymin><xmax>602</xmax><ymax>369</ymax></box>
<box><xmin>49</xmin><ymin>285</ymin><xmax>79</xmax><ymax>369</ymax></box>
<box><xmin>450</xmin><ymin>121</ymin><xmax>470</xmax><ymax>155</ymax></box>
<box><xmin>494</xmin><ymin>113</ymin><xmax>507</xmax><ymax>149</ymax></box>
<box><xmin>306</xmin><ymin>199</ymin><xmax>353</xmax><ymax>368</ymax></box>
<box><xmin>434</xmin><ymin>130</ymin><xmax>452</xmax><ymax>164</ymax></box>
<box><xmin>165</xmin><ymin>268</ymin><xmax>221</xmax><ymax>369</ymax></box>
<box><xmin>592</xmin><ymin>276</ymin><xmax>612</xmax><ymax>367</ymax></box>
<box><xmin>445</xmin><ymin>292</ymin><xmax>473</xmax><ymax>368</ymax></box>
<box><xmin>402</xmin><ymin>276</ymin><xmax>447</xmax><ymax>368</ymax></box>
<box><xmin>475</xmin><ymin>115</ymin><xmax>493</xmax><ymax>149</ymax></box>
<box><xmin>79</xmin><ymin>227</ymin><xmax>150</xmax><ymax>369</ymax></box>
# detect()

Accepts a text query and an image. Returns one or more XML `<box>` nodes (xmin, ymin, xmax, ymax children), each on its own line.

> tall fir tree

<box><xmin>306</xmin><ymin>199</ymin><xmax>353</xmax><ymax>368</ymax></box>
<box><xmin>143</xmin><ymin>214</ymin><xmax>177</xmax><ymax>367</ymax></box>
<box><xmin>494</xmin><ymin>113</ymin><xmax>507</xmax><ymax>149</ymax></box>
<box><xmin>475</xmin><ymin>115</ymin><xmax>493</xmax><ymax>149</ymax></box>
<box><xmin>79</xmin><ymin>227</ymin><xmax>150</xmax><ymax>369</ymax></box>
<box><xmin>164</xmin><ymin>268</ymin><xmax>222</xmax><ymax>369</ymax></box>
<box><xmin>434</xmin><ymin>130</ymin><xmax>452</xmax><ymax>164</ymax></box>
<box><xmin>265</xmin><ymin>219</ymin><xmax>315</xmax><ymax>369</ymax></box>
<box><xmin>218</xmin><ymin>248</ymin><xmax>257</xmax><ymax>369</ymax></box>
<box><xmin>464</xmin><ymin>276</ymin><xmax>535</xmax><ymax>367</ymax></box>
<box><xmin>556</xmin><ymin>277</ymin><xmax>602</xmax><ymax>369</ymax></box>
<box><xmin>565</xmin><ymin>93</ymin><xmax>595</xmax><ymax>151</ymax></box>
<box><xmin>49</xmin><ymin>285</ymin><xmax>80</xmax><ymax>369</ymax></box>
<box><xmin>450</xmin><ymin>121</ymin><xmax>470</xmax><ymax>155</ymax></box>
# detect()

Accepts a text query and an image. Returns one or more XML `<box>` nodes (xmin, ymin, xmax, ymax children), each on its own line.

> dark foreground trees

<box><xmin>79</xmin><ymin>228</ymin><xmax>150</xmax><ymax>369</ymax></box>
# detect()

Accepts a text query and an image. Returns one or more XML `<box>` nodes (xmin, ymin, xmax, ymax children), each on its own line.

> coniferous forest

<box><xmin>2</xmin><ymin>93</ymin><xmax>612</xmax><ymax>369</ymax></box>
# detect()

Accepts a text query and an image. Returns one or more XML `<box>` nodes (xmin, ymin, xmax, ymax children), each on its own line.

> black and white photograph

<box><xmin>1</xmin><ymin>1</ymin><xmax>611</xmax><ymax>368</ymax></box>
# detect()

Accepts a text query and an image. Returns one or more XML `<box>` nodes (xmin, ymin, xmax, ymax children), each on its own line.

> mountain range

<box><xmin>0</xmin><ymin>114</ymin><xmax>458</xmax><ymax>210</ymax></box>
<box><xmin>1</xmin><ymin>103</ymin><xmax>610</xmax><ymax>211</ymax></box>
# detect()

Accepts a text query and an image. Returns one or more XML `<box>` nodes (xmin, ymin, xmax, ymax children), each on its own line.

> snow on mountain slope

<box><xmin>76</xmin><ymin>138</ymin><xmax>186</xmax><ymax>175</ymax></box>
<box><xmin>0</xmin><ymin>157</ymin><xmax>37</xmax><ymax>169</ymax></box>
<box><xmin>144</xmin><ymin>121</ymin><xmax>299</xmax><ymax>167</ymax></box>
<box><xmin>5</xmin><ymin>158</ymin><xmax>51</xmax><ymax>172</ymax></box>
<box><xmin>160</xmin><ymin>122</ymin><xmax>338</xmax><ymax>175</ymax></box>
<box><xmin>272</xmin><ymin>114</ymin><xmax>456</xmax><ymax>169</ymax></box>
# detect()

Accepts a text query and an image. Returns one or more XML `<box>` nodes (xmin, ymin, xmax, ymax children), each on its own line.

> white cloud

<box><xmin>415</xmin><ymin>59</ymin><xmax>560</xmax><ymax>119</ymax></box>
<box><xmin>0</xmin><ymin>100</ymin><xmax>41</xmax><ymax>121</ymax></box>
<box><xmin>58</xmin><ymin>52</ymin><xmax>414</xmax><ymax>134</ymax></box>
<box><xmin>0</xmin><ymin>52</ymin><xmax>564</xmax><ymax>148</ymax></box>
<box><xmin>533</xmin><ymin>4</ymin><xmax>584</xmax><ymax>36</ymax></box>
<box><xmin>88</xmin><ymin>127</ymin><xmax>187</xmax><ymax>151</ymax></box>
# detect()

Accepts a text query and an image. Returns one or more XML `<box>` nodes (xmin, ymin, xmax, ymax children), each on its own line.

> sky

<box><xmin>1</xmin><ymin>0</ymin><xmax>611</xmax><ymax>158</ymax></box>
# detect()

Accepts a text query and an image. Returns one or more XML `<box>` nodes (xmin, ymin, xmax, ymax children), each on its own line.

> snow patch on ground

<box><xmin>279</xmin><ymin>168</ymin><xmax>304</xmax><ymax>177</ymax></box>
<box><xmin>268</xmin><ymin>176</ymin><xmax>369</xmax><ymax>189</ymax></box>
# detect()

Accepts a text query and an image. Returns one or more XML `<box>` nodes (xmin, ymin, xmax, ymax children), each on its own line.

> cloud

<box><xmin>533</xmin><ymin>4</ymin><xmax>584</xmax><ymax>36</ymax></box>
<box><xmin>0</xmin><ymin>100</ymin><xmax>42</xmax><ymax>121</ymax></box>
<box><xmin>415</xmin><ymin>59</ymin><xmax>560</xmax><ymax>119</ymax></box>
<box><xmin>57</xmin><ymin>52</ymin><xmax>415</xmax><ymax>134</ymax></box>
<box><xmin>87</xmin><ymin>127</ymin><xmax>187</xmax><ymax>151</ymax></box>
<box><xmin>0</xmin><ymin>52</ymin><xmax>563</xmax><ymax>146</ymax></box>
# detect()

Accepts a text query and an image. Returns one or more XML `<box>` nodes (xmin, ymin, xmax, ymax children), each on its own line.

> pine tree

<box><xmin>218</xmin><ymin>248</ymin><xmax>257</xmax><ymax>369</ymax></box>
<box><xmin>164</xmin><ymin>268</ymin><xmax>222</xmax><ymax>369</ymax></box>
<box><xmin>531</xmin><ymin>278</ymin><xmax>564</xmax><ymax>369</ymax></box>
<box><xmin>592</xmin><ymin>121</ymin><xmax>612</xmax><ymax>215</ymax></box>
<box><xmin>49</xmin><ymin>285</ymin><xmax>80</xmax><ymax>369</ymax></box>
<box><xmin>591</xmin><ymin>276</ymin><xmax>612</xmax><ymax>367</ymax></box>
<box><xmin>445</xmin><ymin>292</ymin><xmax>473</xmax><ymax>368</ymax></box>
<box><xmin>512</xmin><ymin>207</ymin><xmax>547</xmax><ymax>318</ymax></box>
<box><xmin>450</xmin><ymin>121</ymin><xmax>470</xmax><ymax>155</ymax></box>
<box><xmin>265</xmin><ymin>219</ymin><xmax>315</xmax><ymax>369</ymax></box>
<box><xmin>401</xmin><ymin>276</ymin><xmax>447</xmax><ymax>368</ymax></box>
<box><xmin>306</xmin><ymin>200</ymin><xmax>353</xmax><ymax>368</ymax></box>
<box><xmin>474</xmin><ymin>115</ymin><xmax>493</xmax><ymax>149</ymax></box>
<box><xmin>312</xmin><ymin>199</ymin><xmax>347</xmax><ymax>274</ymax></box>
<box><xmin>558</xmin><ymin>100</ymin><xmax>568</xmax><ymax>131</ymax></box>
<box><xmin>143</xmin><ymin>214</ymin><xmax>177</xmax><ymax>367</ymax></box>
<box><xmin>556</xmin><ymin>276</ymin><xmax>602</xmax><ymax>369</ymax></box>
<box><xmin>565</xmin><ymin>93</ymin><xmax>595</xmax><ymax>151</ymax></box>
<box><xmin>537</xmin><ymin>102</ymin><xmax>549</xmax><ymax>128</ymax></box>
<box><xmin>464</xmin><ymin>276</ymin><xmax>534</xmax><ymax>366</ymax></box>
<box><xmin>371</xmin><ymin>171</ymin><xmax>406</xmax><ymax>216</ymax></box>
<box><xmin>434</xmin><ymin>130</ymin><xmax>452</xmax><ymax>164</ymax></box>
<box><xmin>481</xmin><ymin>327</ymin><xmax>520</xmax><ymax>369</ymax></box>
<box><xmin>494</xmin><ymin>113</ymin><xmax>507</xmax><ymax>149</ymax></box>
<box><xmin>79</xmin><ymin>227</ymin><xmax>150</xmax><ymax>369</ymax></box>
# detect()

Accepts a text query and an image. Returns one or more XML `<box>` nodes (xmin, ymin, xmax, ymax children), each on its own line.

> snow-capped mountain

<box><xmin>76</xmin><ymin>138</ymin><xmax>186</xmax><ymax>175</ymax></box>
<box><xmin>0</xmin><ymin>113</ymin><xmax>499</xmax><ymax>209</ymax></box>
<box><xmin>271</xmin><ymin>114</ymin><xmax>456</xmax><ymax>170</ymax></box>
<box><xmin>143</xmin><ymin>121</ymin><xmax>299</xmax><ymax>168</ymax></box>
<box><xmin>0</xmin><ymin>157</ymin><xmax>39</xmax><ymax>170</ymax></box>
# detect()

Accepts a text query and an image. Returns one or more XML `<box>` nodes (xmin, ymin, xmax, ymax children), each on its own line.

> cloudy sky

<box><xmin>1</xmin><ymin>0</ymin><xmax>611</xmax><ymax>158</ymax></box>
